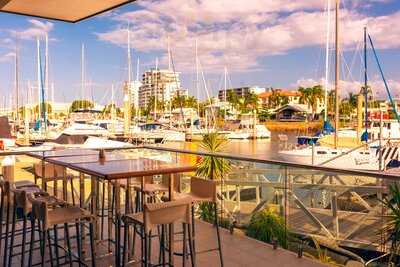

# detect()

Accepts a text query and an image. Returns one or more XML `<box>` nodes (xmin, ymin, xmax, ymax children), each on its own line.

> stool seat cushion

<box><xmin>174</xmin><ymin>192</ymin><xmax>212</xmax><ymax>203</ymax></box>
<box><xmin>133</xmin><ymin>184</ymin><xmax>169</xmax><ymax>194</ymax></box>
<box><xmin>123</xmin><ymin>212</ymin><xmax>144</xmax><ymax>225</ymax></box>
<box><xmin>14</xmin><ymin>180</ymin><xmax>37</xmax><ymax>188</ymax></box>
<box><xmin>47</xmin><ymin>206</ymin><xmax>92</xmax><ymax>226</ymax></box>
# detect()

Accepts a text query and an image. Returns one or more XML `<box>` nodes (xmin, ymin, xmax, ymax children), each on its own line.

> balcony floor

<box><xmin>2</xmin><ymin>218</ymin><xmax>327</xmax><ymax>267</ymax></box>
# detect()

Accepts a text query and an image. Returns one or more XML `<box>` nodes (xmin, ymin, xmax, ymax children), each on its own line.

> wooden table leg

<box><xmin>169</xmin><ymin>173</ymin><xmax>175</xmax><ymax>201</ymax></box>
<box><xmin>107</xmin><ymin>181</ymin><xmax>112</xmax><ymax>253</ymax></box>
<box><xmin>168</xmin><ymin>173</ymin><xmax>175</xmax><ymax>265</ymax></box>
<box><xmin>169</xmin><ymin>223</ymin><xmax>175</xmax><ymax>265</ymax></box>
<box><xmin>79</xmin><ymin>173</ymin><xmax>85</xmax><ymax>208</ymax></box>
<box><xmin>114</xmin><ymin>180</ymin><xmax>121</xmax><ymax>266</ymax></box>
<box><xmin>91</xmin><ymin>176</ymin><xmax>99</xmax><ymax>240</ymax></box>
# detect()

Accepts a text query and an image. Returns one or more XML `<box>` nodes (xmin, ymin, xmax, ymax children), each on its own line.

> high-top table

<box><xmin>50</xmin><ymin>155</ymin><xmax>196</xmax><ymax>266</ymax></box>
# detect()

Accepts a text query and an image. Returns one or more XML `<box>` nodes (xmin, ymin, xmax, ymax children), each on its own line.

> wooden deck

<box><xmin>288</xmin><ymin>206</ymin><xmax>386</xmax><ymax>249</ymax></box>
<box><xmin>2</xmin><ymin>219</ymin><xmax>327</xmax><ymax>267</ymax></box>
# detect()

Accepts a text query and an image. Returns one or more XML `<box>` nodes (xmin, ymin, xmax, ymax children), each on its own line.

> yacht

<box><xmin>278</xmin><ymin>144</ymin><xmax>379</xmax><ymax>170</ymax></box>
<box><xmin>226</xmin><ymin>114</ymin><xmax>271</xmax><ymax>139</ymax></box>
<box><xmin>132</xmin><ymin>123</ymin><xmax>185</xmax><ymax>143</ymax></box>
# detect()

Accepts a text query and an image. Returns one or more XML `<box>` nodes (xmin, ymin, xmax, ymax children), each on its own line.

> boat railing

<box><xmin>318</xmin><ymin>137</ymin><xmax>400</xmax><ymax>168</ymax></box>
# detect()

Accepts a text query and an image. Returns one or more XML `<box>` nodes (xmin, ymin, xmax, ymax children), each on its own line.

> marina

<box><xmin>0</xmin><ymin>0</ymin><xmax>400</xmax><ymax>266</ymax></box>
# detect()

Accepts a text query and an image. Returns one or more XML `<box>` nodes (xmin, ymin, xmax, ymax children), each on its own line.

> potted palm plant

<box><xmin>381</xmin><ymin>184</ymin><xmax>400</xmax><ymax>265</ymax></box>
<box><xmin>196</xmin><ymin>132</ymin><xmax>231</xmax><ymax>226</ymax></box>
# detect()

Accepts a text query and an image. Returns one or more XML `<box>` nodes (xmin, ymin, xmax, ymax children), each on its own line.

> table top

<box><xmin>27</xmin><ymin>148</ymin><xmax>100</xmax><ymax>159</ymax></box>
<box><xmin>46</xmin><ymin>153</ymin><xmax>140</xmax><ymax>167</ymax></box>
<box><xmin>68</xmin><ymin>157</ymin><xmax>196</xmax><ymax>180</ymax></box>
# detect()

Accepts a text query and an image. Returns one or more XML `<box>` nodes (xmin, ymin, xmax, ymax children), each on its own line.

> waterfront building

<box><xmin>139</xmin><ymin>68</ymin><xmax>181</xmax><ymax>108</ymax></box>
<box><xmin>259</xmin><ymin>89</ymin><xmax>325</xmax><ymax>113</ymax></box>
<box><xmin>128</xmin><ymin>80</ymin><xmax>142</xmax><ymax>108</ymax></box>
<box><xmin>218</xmin><ymin>86</ymin><xmax>266</xmax><ymax>101</ymax></box>
<box><xmin>258</xmin><ymin>89</ymin><xmax>301</xmax><ymax>108</ymax></box>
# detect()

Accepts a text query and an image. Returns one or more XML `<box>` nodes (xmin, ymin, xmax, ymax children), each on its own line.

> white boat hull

<box><xmin>278</xmin><ymin>146</ymin><xmax>379</xmax><ymax>171</ymax></box>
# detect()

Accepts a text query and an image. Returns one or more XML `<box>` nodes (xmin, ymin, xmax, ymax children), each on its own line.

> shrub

<box><xmin>246</xmin><ymin>208</ymin><xmax>287</xmax><ymax>248</ymax></box>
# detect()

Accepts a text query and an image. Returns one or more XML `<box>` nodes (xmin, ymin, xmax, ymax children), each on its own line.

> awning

<box><xmin>0</xmin><ymin>0</ymin><xmax>135</xmax><ymax>23</ymax></box>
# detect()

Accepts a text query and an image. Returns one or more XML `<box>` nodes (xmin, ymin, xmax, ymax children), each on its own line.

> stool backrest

<box><xmin>34</xmin><ymin>163</ymin><xmax>64</xmax><ymax>178</ymax></box>
<box><xmin>30</xmin><ymin>196</ymin><xmax>49</xmax><ymax>228</ymax></box>
<box><xmin>161</xmin><ymin>174</ymin><xmax>181</xmax><ymax>192</ymax></box>
<box><xmin>13</xmin><ymin>189</ymin><xmax>30</xmax><ymax>214</ymax></box>
<box><xmin>190</xmin><ymin>176</ymin><xmax>218</xmax><ymax>202</ymax></box>
<box><xmin>144</xmin><ymin>198</ymin><xmax>191</xmax><ymax>233</ymax></box>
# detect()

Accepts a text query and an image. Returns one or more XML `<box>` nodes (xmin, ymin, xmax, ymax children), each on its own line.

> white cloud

<box><xmin>95</xmin><ymin>0</ymin><xmax>399</xmax><ymax>75</ymax></box>
<box><xmin>9</xmin><ymin>19</ymin><xmax>54</xmax><ymax>40</ymax></box>
<box><xmin>0</xmin><ymin>52</ymin><xmax>15</xmax><ymax>63</ymax></box>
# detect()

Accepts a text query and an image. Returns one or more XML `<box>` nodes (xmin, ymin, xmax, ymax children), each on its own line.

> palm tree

<box><xmin>171</xmin><ymin>95</ymin><xmax>186</xmax><ymax>109</ymax></box>
<box><xmin>103</xmin><ymin>103</ymin><xmax>122</xmax><ymax>117</ymax></box>
<box><xmin>381</xmin><ymin>184</ymin><xmax>400</xmax><ymax>265</ymax></box>
<box><xmin>244</xmin><ymin>92</ymin><xmax>259</xmax><ymax>113</ymax></box>
<box><xmin>185</xmin><ymin>96</ymin><xmax>198</xmax><ymax>109</ymax></box>
<box><xmin>268</xmin><ymin>89</ymin><xmax>288</xmax><ymax>109</ymax></box>
<box><xmin>347</xmin><ymin>92</ymin><xmax>358</xmax><ymax>108</ymax></box>
<box><xmin>227</xmin><ymin>90</ymin><xmax>240</xmax><ymax>111</ymax></box>
<box><xmin>298</xmin><ymin>85</ymin><xmax>324</xmax><ymax>119</ymax></box>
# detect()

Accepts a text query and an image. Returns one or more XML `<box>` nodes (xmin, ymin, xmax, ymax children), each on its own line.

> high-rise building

<box><xmin>128</xmin><ymin>80</ymin><xmax>142</xmax><ymax>108</ymax></box>
<box><xmin>139</xmin><ymin>69</ymin><xmax>181</xmax><ymax>108</ymax></box>
<box><xmin>218</xmin><ymin>86</ymin><xmax>266</xmax><ymax>101</ymax></box>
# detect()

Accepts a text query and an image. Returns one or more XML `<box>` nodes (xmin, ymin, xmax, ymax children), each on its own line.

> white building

<box><xmin>139</xmin><ymin>69</ymin><xmax>181</xmax><ymax>108</ymax></box>
<box><xmin>129</xmin><ymin>80</ymin><xmax>142</xmax><ymax>108</ymax></box>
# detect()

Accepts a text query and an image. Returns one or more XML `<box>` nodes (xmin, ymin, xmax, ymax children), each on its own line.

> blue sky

<box><xmin>0</xmin><ymin>0</ymin><xmax>400</xmax><ymax>107</ymax></box>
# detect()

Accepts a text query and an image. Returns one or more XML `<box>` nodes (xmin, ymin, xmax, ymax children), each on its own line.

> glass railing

<box><xmin>1</xmin><ymin>145</ymin><xmax>395</xmax><ymax>265</ymax></box>
<box><xmin>143</xmin><ymin>145</ymin><xmax>395</xmax><ymax>265</ymax></box>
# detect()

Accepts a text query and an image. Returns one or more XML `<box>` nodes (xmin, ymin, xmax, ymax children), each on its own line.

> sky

<box><xmin>0</xmin><ymin>0</ymin><xmax>400</xmax><ymax>107</ymax></box>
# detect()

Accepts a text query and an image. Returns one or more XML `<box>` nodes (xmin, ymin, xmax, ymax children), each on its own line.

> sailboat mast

<box><xmin>14</xmin><ymin>40</ymin><xmax>19</xmax><ymax>123</ymax></box>
<box><xmin>37</xmin><ymin>37</ymin><xmax>41</xmax><ymax>125</ymax></box>
<box><xmin>127</xmin><ymin>26</ymin><xmax>132</xmax><ymax>84</ymax></box>
<box><xmin>195</xmin><ymin>39</ymin><xmax>200</xmax><ymax>117</ymax></box>
<box><xmin>167</xmin><ymin>36</ymin><xmax>172</xmax><ymax>120</ymax></box>
<box><xmin>124</xmin><ymin>26</ymin><xmax>132</xmax><ymax>135</ymax></box>
<box><xmin>224</xmin><ymin>66</ymin><xmax>227</xmax><ymax>120</ymax></box>
<box><xmin>81</xmin><ymin>43</ymin><xmax>85</xmax><ymax>108</ymax></box>
<box><xmin>324</xmin><ymin>0</ymin><xmax>331</xmax><ymax>122</ymax></box>
<box><xmin>45</xmin><ymin>34</ymin><xmax>49</xmax><ymax>108</ymax></box>
<box><xmin>334</xmin><ymin>0</ymin><xmax>340</xmax><ymax>149</ymax></box>
<box><xmin>363</xmin><ymin>27</ymin><xmax>368</xmax><ymax>141</ymax></box>
<box><xmin>154</xmin><ymin>58</ymin><xmax>158</xmax><ymax>119</ymax></box>
<box><xmin>167</xmin><ymin>36</ymin><xmax>172</xmax><ymax>71</ymax></box>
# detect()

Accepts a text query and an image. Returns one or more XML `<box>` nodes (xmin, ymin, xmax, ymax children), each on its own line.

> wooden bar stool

<box><xmin>0</xmin><ymin>178</ymin><xmax>43</xmax><ymax>267</ymax></box>
<box><xmin>29</xmin><ymin>195</ymin><xmax>97</xmax><ymax>267</ymax></box>
<box><xmin>8</xmin><ymin>186</ymin><xmax>64</xmax><ymax>267</ymax></box>
<box><xmin>133</xmin><ymin>175</ymin><xmax>181</xmax><ymax>212</ymax></box>
<box><xmin>174</xmin><ymin>177</ymin><xmax>224</xmax><ymax>267</ymax></box>
<box><xmin>33</xmin><ymin>163</ymin><xmax>77</xmax><ymax>204</ymax></box>
<box><xmin>121</xmin><ymin>198</ymin><xmax>195</xmax><ymax>267</ymax></box>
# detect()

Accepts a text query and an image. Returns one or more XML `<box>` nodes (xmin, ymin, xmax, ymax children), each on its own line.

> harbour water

<box><xmin>161</xmin><ymin>131</ymin><xmax>299</xmax><ymax>160</ymax></box>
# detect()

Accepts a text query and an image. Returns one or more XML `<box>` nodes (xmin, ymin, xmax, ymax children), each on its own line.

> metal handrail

<box><xmin>142</xmin><ymin>145</ymin><xmax>400</xmax><ymax>180</ymax></box>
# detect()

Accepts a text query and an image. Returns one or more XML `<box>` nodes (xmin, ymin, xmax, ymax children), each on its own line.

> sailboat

<box><xmin>278</xmin><ymin>0</ymin><xmax>382</xmax><ymax>170</ymax></box>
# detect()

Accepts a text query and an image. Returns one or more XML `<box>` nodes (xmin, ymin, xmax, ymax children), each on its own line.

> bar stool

<box><xmin>29</xmin><ymin>194</ymin><xmax>97</xmax><ymax>267</ymax></box>
<box><xmin>8</xmin><ymin>186</ymin><xmax>64</xmax><ymax>267</ymax></box>
<box><xmin>33</xmin><ymin>163</ymin><xmax>77</xmax><ymax>204</ymax></box>
<box><xmin>0</xmin><ymin>177</ymin><xmax>43</xmax><ymax>267</ymax></box>
<box><xmin>174</xmin><ymin>177</ymin><xmax>224</xmax><ymax>267</ymax></box>
<box><xmin>133</xmin><ymin>175</ymin><xmax>181</xmax><ymax>212</ymax></box>
<box><xmin>121</xmin><ymin>198</ymin><xmax>195</xmax><ymax>267</ymax></box>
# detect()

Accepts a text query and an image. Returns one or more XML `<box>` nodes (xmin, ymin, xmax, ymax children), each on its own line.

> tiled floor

<box><xmin>1</xmin><ymin>218</ymin><xmax>327</xmax><ymax>267</ymax></box>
